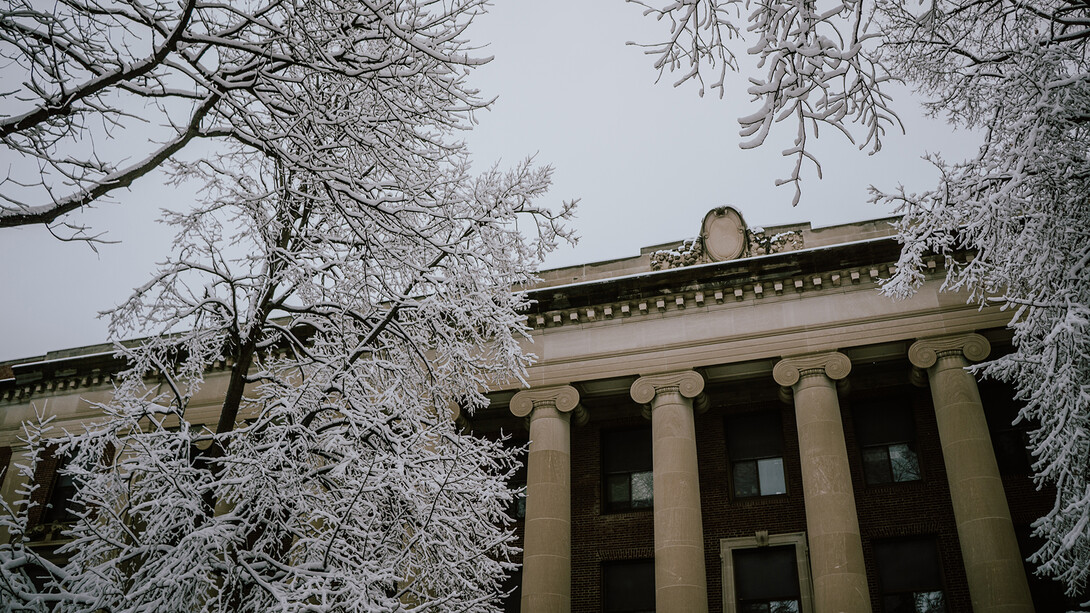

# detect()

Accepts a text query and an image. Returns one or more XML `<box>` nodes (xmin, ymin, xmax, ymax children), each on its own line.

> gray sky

<box><xmin>0</xmin><ymin>2</ymin><xmax>980</xmax><ymax>362</ymax></box>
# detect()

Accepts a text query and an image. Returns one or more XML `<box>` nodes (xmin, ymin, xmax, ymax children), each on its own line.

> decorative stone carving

<box><xmin>908</xmin><ymin>333</ymin><xmax>991</xmax><ymax>369</ymax></box>
<box><xmin>448</xmin><ymin>401</ymin><xmax>471</xmax><ymax>431</ymax></box>
<box><xmin>701</xmin><ymin>206</ymin><xmax>749</xmax><ymax>262</ymax></box>
<box><xmin>630</xmin><ymin>370</ymin><xmax>706</xmax><ymax>405</ymax></box>
<box><xmin>772</xmin><ymin>351</ymin><xmax>852</xmax><ymax>387</ymax></box>
<box><xmin>510</xmin><ymin>385</ymin><xmax>586</xmax><ymax>425</ymax></box>
<box><xmin>646</xmin><ymin>207</ymin><xmax>806</xmax><ymax>271</ymax></box>
<box><xmin>649</xmin><ymin>238</ymin><xmax>702</xmax><ymax>271</ymax></box>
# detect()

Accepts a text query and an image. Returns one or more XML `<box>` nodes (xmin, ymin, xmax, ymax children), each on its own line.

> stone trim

<box><xmin>720</xmin><ymin>531</ymin><xmax>814</xmax><ymax>613</ymax></box>
<box><xmin>525</xmin><ymin>259</ymin><xmax>926</xmax><ymax>331</ymax></box>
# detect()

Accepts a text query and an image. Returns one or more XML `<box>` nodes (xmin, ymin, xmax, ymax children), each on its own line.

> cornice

<box><xmin>523</xmin><ymin>245</ymin><xmax>952</xmax><ymax>332</ymax></box>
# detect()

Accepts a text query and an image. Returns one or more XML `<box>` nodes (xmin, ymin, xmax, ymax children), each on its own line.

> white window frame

<box><xmin>721</xmin><ymin>531</ymin><xmax>815</xmax><ymax>613</ymax></box>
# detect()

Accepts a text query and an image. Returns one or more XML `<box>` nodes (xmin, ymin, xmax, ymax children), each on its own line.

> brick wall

<box><xmin>571</xmin><ymin>411</ymin><xmax>655</xmax><ymax>612</ymax></box>
<box><xmin>845</xmin><ymin>383</ymin><xmax>971</xmax><ymax>612</ymax></box>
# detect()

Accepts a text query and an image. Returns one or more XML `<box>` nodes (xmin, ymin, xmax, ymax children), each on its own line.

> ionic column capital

<box><xmin>630</xmin><ymin>370</ymin><xmax>706</xmax><ymax>405</ymax></box>
<box><xmin>511</xmin><ymin>385</ymin><xmax>587</xmax><ymax>425</ymax></box>
<box><xmin>908</xmin><ymin>333</ymin><xmax>991</xmax><ymax>370</ymax></box>
<box><xmin>772</xmin><ymin>351</ymin><xmax>852</xmax><ymax>388</ymax></box>
<box><xmin>448</xmin><ymin>401</ymin><xmax>471</xmax><ymax>431</ymax></box>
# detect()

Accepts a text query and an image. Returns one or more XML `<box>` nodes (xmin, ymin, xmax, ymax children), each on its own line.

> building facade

<box><xmin>0</xmin><ymin>208</ymin><xmax>1071</xmax><ymax>612</ymax></box>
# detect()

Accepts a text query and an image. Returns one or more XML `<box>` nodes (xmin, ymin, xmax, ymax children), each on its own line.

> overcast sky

<box><xmin>0</xmin><ymin>2</ymin><xmax>981</xmax><ymax>362</ymax></box>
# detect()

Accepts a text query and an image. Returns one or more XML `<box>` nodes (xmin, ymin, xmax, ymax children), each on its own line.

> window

<box><xmin>500</xmin><ymin>570</ymin><xmax>522</xmax><ymax>613</ymax></box>
<box><xmin>41</xmin><ymin>450</ymin><xmax>79</xmax><ymax>525</ymax></box>
<box><xmin>603</xmin><ymin>559</ymin><xmax>655</xmax><ymax>612</ymax></box>
<box><xmin>735</xmin><ymin>546</ymin><xmax>800</xmax><ymax>612</ymax></box>
<box><xmin>726</xmin><ymin>411</ymin><xmax>786</xmax><ymax>498</ymax></box>
<box><xmin>509</xmin><ymin>461</ymin><xmax>526</xmax><ymax>520</ymax></box>
<box><xmin>854</xmin><ymin>401</ymin><xmax>921</xmax><ymax>484</ymax></box>
<box><xmin>27</xmin><ymin>444</ymin><xmax>81</xmax><ymax>532</ymax></box>
<box><xmin>602</xmin><ymin>428</ymin><xmax>653</xmax><ymax>512</ymax></box>
<box><xmin>982</xmin><ymin>383</ymin><xmax>1033</xmax><ymax>475</ymax></box>
<box><xmin>874</xmin><ymin>537</ymin><xmax>946</xmax><ymax>613</ymax></box>
<box><xmin>721</xmin><ymin>532</ymin><xmax>814</xmax><ymax>613</ymax></box>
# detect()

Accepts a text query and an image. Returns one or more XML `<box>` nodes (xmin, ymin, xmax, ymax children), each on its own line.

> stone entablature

<box><xmin>525</xmin><ymin>242</ymin><xmax>952</xmax><ymax>332</ymax></box>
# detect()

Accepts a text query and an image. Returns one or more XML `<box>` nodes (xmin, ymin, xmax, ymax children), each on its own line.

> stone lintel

<box><xmin>772</xmin><ymin>351</ymin><xmax>852</xmax><ymax>388</ymax></box>
<box><xmin>630</xmin><ymin>370</ymin><xmax>706</xmax><ymax>405</ymax></box>
<box><xmin>908</xmin><ymin>333</ymin><xmax>991</xmax><ymax>370</ymax></box>
<box><xmin>510</xmin><ymin>385</ymin><xmax>586</xmax><ymax>425</ymax></box>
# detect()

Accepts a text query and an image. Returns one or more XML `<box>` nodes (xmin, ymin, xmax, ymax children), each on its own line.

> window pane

<box><xmin>914</xmin><ymin>591</ymin><xmax>946</xmax><ymax>613</ymax></box>
<box><xmin>734</xmin><ymin>545</ymin><xmax>800</xmax><ymax>601</ymax></box>
<box><xmin>889</xmin><ymin>443</ymin><xmax>921</xmax><ymax>482</ymax></box>
<box><xmin>875</xmin><ymin>538</ymin><xmax>943</xmax><ymax>593</ymax></box>
<box><xmin>758</xmin><ymin>458</ymin><xmax>786</xmax><ymax>495</ymax></box>
<box><xmin>603</xmin><ymin>559</ymin><xmax>655</xmax><ymax>612</ymax></box>
<box><xmin>740</xmin><ymin>604</ymin><xmax>771</xmax><ymax>613</ymax></box>
<box><xmin>770</xmin><ymin>601</ymin><xmax>800</xmax><ymax>613</ymax></box>
<box><xmin>727</xmin><ymin>411</ymin><xmax>784</xmax><ymax>459</ymax></box>
<box><xmin>603</xmin><ymin>428</ymin><xmax>653</xmax><ymax>473</ymax></box>
<box><xmin>883</xmin><ymin>594</ymin><xmax>915</xmax><ymax>613</ymax></box>
<box><xmin>631</xmin><ymin>471</ymin><xmax>653</xmax><ymax>508</ymax></box>
<box><xmin>734</xmin><ymin>461</ymin><xmax>760</xmax><ymax>498</ymax></box>
<box><xmin>855</xmin><ymin>402</ymin><xmax>916</xmax><ymax>445</ymax></box>
<box><xmin>607</xmin><ymin>473</ymin><xmax>630</xmax><ymax>507</ymax></box>
<box><xmin>862</xmin><ymin>446</ymin><xmax>892</xmax><ymax>484</ymax></box>
<box><xmin>992</xmin><ymin>429</ymin><xmax>1032</xmax><ymax>474</ymax></box>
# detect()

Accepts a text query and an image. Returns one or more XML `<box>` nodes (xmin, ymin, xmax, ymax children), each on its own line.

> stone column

<box><xmin>909</xmin><ymin>334</ymin><xmax>1034</xmax><ymax>613</ymax></box>
<box><xmin>510</xmin><ymin>385</ymin><xmax>586</xmax><ymax>613</ymax></box>
<box><xmin>630</xmin><ymin>370</ymin><xmax>709</xmax><ymax>613</ymax></box>
<box><xmin>773</xmin><ymin>352</ymin><xmax>870</xmax><ymax>613</ymax></box>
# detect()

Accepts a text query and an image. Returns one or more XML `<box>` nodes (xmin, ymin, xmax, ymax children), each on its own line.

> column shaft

<box><xmin>632</xmin><ymin>371</ymin><xmax>709</xmax><ymax>613</ymax></box>
<box><xmin>913</xmin><ymin>335</ymin><xmax>1034</xmax><ymax>613</ymax></box>
<box><xmin>775</xmin><ymin>353</ymin><xmax>870</xmax><ymax>613</ymax></box>
<box><xmin>511</xmin><ymin>386</ymin><xmax>582</xmax><ymax>613</ymax></box>
<box><xmin>522</xmin><ymin>405</ymin><xmax>571</xmax><ymax>613</ymax></box>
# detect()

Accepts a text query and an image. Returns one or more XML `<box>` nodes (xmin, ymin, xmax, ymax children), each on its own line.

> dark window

<box><xmin>874</xmin><ymin>538</ymin><xmax>946</xmax><ymax>613</ymax></box>
<box><xmin>981</xmin><ymin>383</ymin><xmax>1033</xmax><ymax>475</ymax></box>
<box><xmin>602</xmin><ymin>428</ymin><xmax>653</xmax><ymax>512</ymax></box>
<box><xmin>727</xmin><ymin>411</ymin><xmax>787</xmax><ymax>498</ymax></box>
<box><xmin>0</xmin><ymin>446</ymin><xmax>11</xmax><ymax>490</ymax></box>
<box><xmin>603</xmin><ymin>559</ymin><xmax>655</xmax><ymax>612</ymax></box>
<box><xmin>854</xmin><ymin>401</ymin><xmax>921</xmax><ymax>485</ymax></box>
<box><xmin>734</xmin><ymin>545</ymin><xmax>801</xmax><ymax>613</ymax></box>
<box><xmin>500</xmin><ymin>569</ymin><xmax>522</xmax><ymax>613</ymax></box>
<box><xmin>42</xmin><ymin>451</ymin><xmax>79</xmax><ymax>525</ymax></box>
<box><xmin>509</xmin><ymin>461</ymin><xmax>526</xmax><ymax>520</ymax></box>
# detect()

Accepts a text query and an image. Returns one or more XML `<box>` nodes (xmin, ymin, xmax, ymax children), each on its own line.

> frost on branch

<box><xmin>0</xmin><ymin>1</ymin><xmax>574</xmax><ymax>610</ymax></box>
<box><xmin>0</xmin><ymin>0</ymin><xmax>496</xmax><ymax>237</ymax></box>
<box><xmin>874</xmin><ymin>0</ymin><xmax>1090</xmax><ymax>596</ymax></box>
<box><xmin>629</xmin><ymin>0</ymin><xmax>901</xmax><ymax>205</ymax></box>
<box><xmin>640</xmin><ymin>0</ymin><xmax>1090</xmax><ymax>595</ymax></box>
